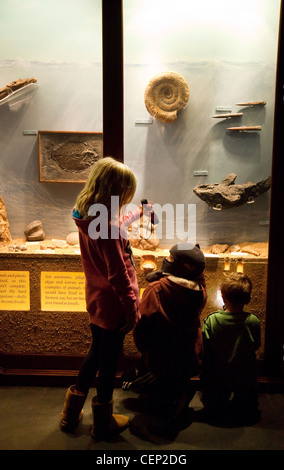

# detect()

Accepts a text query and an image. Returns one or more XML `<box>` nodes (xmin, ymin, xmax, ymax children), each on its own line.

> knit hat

<box><xmin>146</xmin><ymin>243</ymin><xmax>205</xmax><ymax>282</ymax></box>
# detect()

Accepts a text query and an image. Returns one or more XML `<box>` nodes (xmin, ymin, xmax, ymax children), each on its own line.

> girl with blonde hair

<box><xmin>60</xmin><ymin>157</ymin><xmax>145</xmax><ymax>439</ymax></box>
<box><xmin>75</xmin><ymin>156</ymin><xmax>137</xmax><ymax>217</ymax></box>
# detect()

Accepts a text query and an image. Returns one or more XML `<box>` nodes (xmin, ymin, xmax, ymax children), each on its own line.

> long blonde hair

<box><xmin>75</xmin><ymin>157</ymin><xmax>137</xmax><ymax>219</ymax></box>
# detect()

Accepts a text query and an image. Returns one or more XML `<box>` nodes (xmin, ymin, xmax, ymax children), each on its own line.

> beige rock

<box><xmin>144</xmin><ymin>72</ymin><xmax>189</xmax><ymax>123</ymax></box>
<box><xmin>24</xmin><ymin>220</ymin><xmax>45</xmax><ymax>241</ymax></box>
<box><xmin>128</xmin><ymin>220</ymin><xmax>159</xmax><ymax>251</ymax></box>
<box><xmin>66</xmin><ymin>231</ymin><xmax>79</xmax><ymax>246</ymax></box>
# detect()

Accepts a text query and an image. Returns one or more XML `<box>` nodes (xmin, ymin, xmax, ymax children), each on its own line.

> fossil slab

<box><xmin>38</xmin><ymin>131</ymin><xmax>103</xmax><ymax>183</ymax></box>
<box><xmin>51</xmin><ymin>141</ymin><xmax>98</xmax><ymax>172</ymax></box>
<box><xmin>193</xmin><ymin>173</ymin><xmax>271</xmax><ymax>210</ymax></box>
<box><xmin>144</xmin><ymin>72</ymin><xmax>189</xmax><ymax>123</ymax></box>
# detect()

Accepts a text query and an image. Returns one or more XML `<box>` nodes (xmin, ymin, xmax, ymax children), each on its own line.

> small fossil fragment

<box><xmin>236</xmin><ymin>101</ymin><xmax>266</xmax><ymax>106</ymax></box>
<box><xmin>210</xmin><ymin>244</ymin><xmax>229</xmax><ymax>254</ymax></box>
<box><xmin>66</xmin><ymin>231</ymin><xmax>79</xmax><ymax>246</ymax></box>
<box><xmin>24</xmin><ymin>220</ymin><xmax>45</xmax><ymax>241</ymax></box>
<box><xmin>241</xmin><ymin>246</ymin><xmax>260</xmax><ymax>256</ymax></box>
<box><xmin>227</xmin><ymin>126</ymin><xmax>262</xmax><ymax>132</ymax></box>
<box><xmin>51</xmin><ymin>142</ymin><xmax>98</xmax><ymax>172</ymax></box>
<box><xmin>0</xmin><ymin>78</ymin><xmax>37</xmax><ymax>101</ymax></box>
<box><xmin>229</xmin><ymin>245</ymin><xmax>241</xmax><ymax>252</ymax></box>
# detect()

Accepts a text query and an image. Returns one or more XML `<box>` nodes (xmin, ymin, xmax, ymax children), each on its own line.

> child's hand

<box><xmin>119</xmin><ymin>310</ymin><xmax>140</xmax><ymax>334</ymax></box>
<box><xmin>119</xmin><ymin>318</ymin><xmax>135</xmax><ymax>334</ymax></box>
<box><xmin>139</xmin><ymin>203</ymin><xmax>153</xmax><ymax>217</ymax></box>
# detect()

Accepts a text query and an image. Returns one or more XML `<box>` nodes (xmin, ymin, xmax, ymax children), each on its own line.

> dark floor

<box><xmin>0</xmin><ymin>386</ymin><xmax>283</xmax><ymax>451</ymax></box>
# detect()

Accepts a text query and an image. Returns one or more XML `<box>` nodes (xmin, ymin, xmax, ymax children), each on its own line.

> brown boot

<box><xmin>60</xmin><ymin>385</ymin><xmax>87</xmax><ymax>432</ymax></box>
<box><xmin>91</xmin><ymin>396</ymin><xmax>129</xmax><ymax>439</ymax></box>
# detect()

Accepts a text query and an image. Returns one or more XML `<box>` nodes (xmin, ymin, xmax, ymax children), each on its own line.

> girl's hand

<box><xmin>119</xmin><ymin>310</ymin><xmax>141</xmax><ymax>334</ymax></box>
<box><xmin>119</xmin><ymin>317</ymin><xmax>135</xmax><ymax>334</ymax></box>
<box><xmin>139</xmin><ymin>203</ymin><xmax>153</xmax><ymax>217</ymax></box>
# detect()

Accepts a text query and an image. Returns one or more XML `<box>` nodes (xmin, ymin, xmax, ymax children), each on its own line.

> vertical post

<box><xmin>102</xmin><ymin>0</ymin><xmax>124</xmax><ymax>162</ymax></box>
<box><xmin>265</xmin><ymin>1</ymin><xmax>284</xmax><ymax>378</ymax></box>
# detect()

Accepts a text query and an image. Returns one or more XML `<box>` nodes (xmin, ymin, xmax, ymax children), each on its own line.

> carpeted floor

<box><xmin>0</xmin><ymin>386</ymin><xmax>283</xmax><ymax>452</ymax></box>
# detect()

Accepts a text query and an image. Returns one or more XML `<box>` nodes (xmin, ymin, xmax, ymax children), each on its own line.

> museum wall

<box><xmin>0</xmin><ymin>0</ymin><xmax>281</xmax><ymax>248</ymax></box>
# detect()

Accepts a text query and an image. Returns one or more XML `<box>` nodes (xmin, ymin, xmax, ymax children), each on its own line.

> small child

<box><xmin>123</xmin><ymin>243</ymin><xmax>207</xmax><ymax>419</ymax></box>
<box><xmin>200</xmin><ymin>272</ymin><xmax>261</xmax><ymax>424</ymax></box>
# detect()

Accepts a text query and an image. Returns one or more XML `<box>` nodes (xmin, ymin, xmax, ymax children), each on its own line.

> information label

<box><xmin>0</xmin><ymin>271</ymin><xmax>30</xmax><ymax>311</ymax></box>
<box><xmin>140</xmin><ymin>288</ymin><xmax>146</xmax><ymax>298</ymax></box>
<box><xmin>41</xmin><ymin>272</ymin><xmax>87</xmax><ymax>312</ymax></box>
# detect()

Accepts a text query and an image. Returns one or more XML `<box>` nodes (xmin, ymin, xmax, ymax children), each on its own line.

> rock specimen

<box><xmin>0</xmin><ymin>196</ymin><xmax>12</xmax><ymax>244</ymax></box>
<box><xmin>24</xmin><ymin>220</ymin><xmax>45</xmax><ymax>241</ymax></box>
<box><xmin>241</xmin><ymin>246</ymin><xmax>260</xmax><ymax>256</ymax></box>
<box><xmin>8</xmin><ymin>244</ymin><xmax>27</xmax><ymax>252</ymax></box>
<box><xmin>229</xmin><ymin>245</ymin><xmax>241</xmax><ymax>252</ymax></box>
<box><xmin>144</xmin><ymin>72</ymin><xmax>189</xmax><ymax>123</ymax></box>
<box><xmin>210</xmin><ymin>244</ymin><xmax>229</xmax><ymax>254</ymax></box>
<box><xmin>128</xmin><ymin>219</ymin><xmax>160</xmax><ymax>251</ymax></box>
<box><xmin>66</xmin><ymin>231</ymin><xmax>79</xmax><ymax>246</ymax></box>
<box><xmin>0</xmin><ymin>78</ymin><xmax>37</xmax><ymax>101</ymax></box>
<box><xmin>193</xmin><ymin>174</ymin><xmax>271</xmax><ymax>210</ymax></box>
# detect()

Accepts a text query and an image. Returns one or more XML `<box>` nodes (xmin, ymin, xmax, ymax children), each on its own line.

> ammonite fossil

<box><xmin>144</xmin><ymin>72</ymin><xmax>189</xmax><ymax>123</ymax></box>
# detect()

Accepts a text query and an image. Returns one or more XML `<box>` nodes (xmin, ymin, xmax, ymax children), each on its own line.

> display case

<box><xmin>0</xmin><ymin>0</ymin><xmax>283</xmax><ymax>386</ymax></box>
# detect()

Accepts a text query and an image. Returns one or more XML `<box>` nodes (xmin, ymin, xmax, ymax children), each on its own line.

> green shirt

<box><xmin>201</xmin><ymin>310</ymin><xmax>261</xmax><ymax>391</ymax></box>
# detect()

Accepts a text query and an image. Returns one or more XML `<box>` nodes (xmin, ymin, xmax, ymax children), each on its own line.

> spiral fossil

<box><xmin>144</xmin><ymin>72</ymin><xmax>189</xmax><ymax>123</ymax></box>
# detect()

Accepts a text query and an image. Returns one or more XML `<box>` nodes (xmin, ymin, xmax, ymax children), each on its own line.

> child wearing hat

<box><xmin>123</xmin><ymin>243</ymin><xmax>207</xmax><ymax>419</ymax></box>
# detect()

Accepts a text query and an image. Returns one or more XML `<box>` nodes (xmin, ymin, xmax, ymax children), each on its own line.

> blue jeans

<box><xmin>76</xmin><ymin>323</ymin><xmax>125</xmax><ymax>402</ymax></box>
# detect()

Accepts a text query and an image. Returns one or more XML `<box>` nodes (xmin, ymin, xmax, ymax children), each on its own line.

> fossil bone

<box><xmin>227</xmin><ymin>126</ymin><xmax>262</xmax><ymax>132</ymax></box>
<box><xmin>144</xmin><ymin>72</ymin><xmax>189</xmax><ymax>123</ymax></box>
<box><xmin>193</xmin><ymin>174</ymin><xmax>271</xmax><ymax>209</ymax></box>
<box><xmin>212</xmin><ymin>113</ymin><xmax>243</xmax><ymax>119</ymax></box>
<box><xmin>0</xmin><ymin>78</ymin><xmax>37</xmax><ymax>101</ymax></box>
<box><xmin>236</xmin><ymin>101</ymin><xmax>266</xmax><ymax>106</ymax></box>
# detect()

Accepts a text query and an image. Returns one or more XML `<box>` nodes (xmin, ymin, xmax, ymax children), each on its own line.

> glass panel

<box><xmin>0</xmin><ymin>0</ymin><xmax>102</xmax><ymax>238</ymax></box>
<box><xmin>124</xmin><ymin>0</ymin><xmax>281</xmax><ymax>361</ymax></box>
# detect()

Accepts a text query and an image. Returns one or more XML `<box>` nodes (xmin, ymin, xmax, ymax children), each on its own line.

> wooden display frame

<box><xmin>38</xmin><ymin>131</ymin><xmax>103</xmax><ymax>183</ymax></box>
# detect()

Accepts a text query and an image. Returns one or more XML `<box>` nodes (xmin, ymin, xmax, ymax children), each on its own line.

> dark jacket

<box><xmin>133</xmin><ymin>275</ymin><xmax>207</xmax><ymax>380</ymax></box>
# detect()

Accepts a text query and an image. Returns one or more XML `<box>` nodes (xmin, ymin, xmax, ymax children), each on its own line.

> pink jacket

<box><xmin>73</xmin><ymin>209</ymin><xmax>141</xmax><ymax>330</ymax></box>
